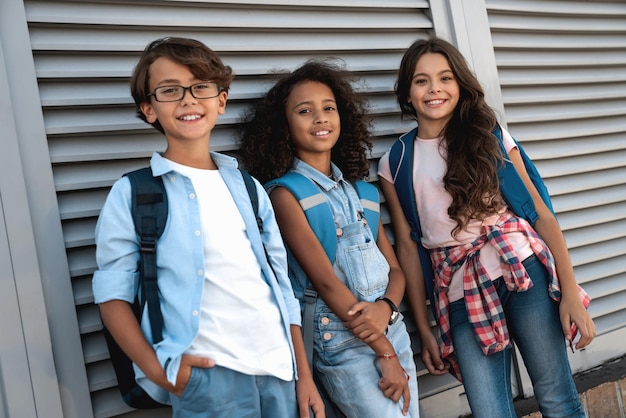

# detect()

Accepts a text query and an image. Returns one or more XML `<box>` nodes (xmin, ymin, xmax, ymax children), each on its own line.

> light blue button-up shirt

<box><xmin>93</xmin><ymin>151</ymin><xmax>300</xmax><ymax>404</ymax></box>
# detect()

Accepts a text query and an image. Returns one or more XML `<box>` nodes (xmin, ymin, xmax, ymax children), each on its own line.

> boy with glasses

<box><xmin>92</xmin><ymin>37</ymin><xmax>324</xmax><ymax>418</ymax></box>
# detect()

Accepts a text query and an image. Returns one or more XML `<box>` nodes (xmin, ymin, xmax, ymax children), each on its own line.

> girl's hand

<box><xmin>378</xmin><ymin>355</ymin><xmax>411</xmax><ymax>415</ymax></box>
<box><xmin>419</xmin><ymin>331</ymin><xmax>448</xmax><ymax>376</ymax></box>
<box><xmin>345</xmin><ymin>301</ymin><xmax>390</xmax><ymax>343</ymax></box>
<box><xmin>559</xmin><ymin>293</ymin><xmax>596</xmax><ymax>350</ymax></box>
<box><xmin>295</xmin><ymin>374</ymin><xmax>326</xmax><ymax>418</ymax></box>
<box><xmin>171</xmin><ymin>355</ymin><xmax>215</xmax><ymax>396</ymax></box>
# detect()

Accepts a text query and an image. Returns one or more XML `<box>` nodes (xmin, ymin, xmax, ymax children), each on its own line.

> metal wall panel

<box><xmin>485</xmin><ymin>0</ymin><xmax>626</xmax><ymax>380</ymax></box>
<box><xmin>486</xmin><ymin>0</ymin><xmax>626</xmax><ymax>334</ymax></box>
<box><xmin>22</xmin><ymin>1</ymin><xmax>433</xmax><ymax>416</ymax></box>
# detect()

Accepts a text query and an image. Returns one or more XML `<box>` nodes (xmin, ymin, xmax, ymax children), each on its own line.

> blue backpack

<box><xmin>387</xmin><ymin>124</ymin><xmax>554</xmax><ymax>311</ymax></box>
<box><xmin>265</xmin><ymin>172</ymin><xmax>380</xmax><ymax>365</ymax></box>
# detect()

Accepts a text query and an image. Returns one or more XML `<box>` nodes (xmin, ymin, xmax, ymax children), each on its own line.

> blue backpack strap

<box><xmin>389</xmin><ymin>128</ymin><xmax>421</xmax><ymax>242</ymax></box>
<box><xmin>353</xmin><ymin>179</ymin><xmax>380</xmax><ymax>242</ymax></box>
<box><xmin>241</xmin><ymin>169</ymin><xmax>283</xmax><ymax>288</ymax></box>
<box><xmin>266</xmin><ymin>172</ymin><xmax>338</xmax><ymax>261</ymax></box>
<box><xmin>125</xmin><ymin>167</ymin><xmax>167</xmax><ymax>345</ymax></box>
<box><xmin>240</xmin><ymin>169</ymin><xmax>262</xmax><ymax>233</ymax></box>
<box><xmin>494</xmin><ymin>124</ymin><xmax>555</xmax><ymax>225</ymax></box>
<box><xmin>100</xmin><ymin>167</ymin><xmax>169</xmax><ymax>409</ymax></box>
<box><xmin>265</xmin><ymin>172</ymin><xmax>335</xmax><ymax>374</ymax></box>
<box><xmin>388</xmin><ymin>128</ymin><xmax>437</xmax><ymax>311</ymax></box>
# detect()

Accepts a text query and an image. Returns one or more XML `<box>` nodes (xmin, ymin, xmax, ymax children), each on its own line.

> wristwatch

<box><xmin>375</xmin><ymin>296</ymin><xmax>399</xmax><ymax>325</ymax></box>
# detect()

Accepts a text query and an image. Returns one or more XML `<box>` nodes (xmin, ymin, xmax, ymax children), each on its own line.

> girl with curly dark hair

<box><xmin>239</xmin><ymin>60</ymin><xmax>371</xmax><ymax>185</ymax></box>
<box><xmin>239</xmin><ymin>60</ymin><xmax>420</xmax><ymax>417</ymax></box>
<box><xmin>379</xmin><ymin>37</ymin><xmax>595</xmax><ymax>417</ymax></box>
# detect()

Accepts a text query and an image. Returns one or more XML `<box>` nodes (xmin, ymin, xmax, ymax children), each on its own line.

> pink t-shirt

<box><xmin>378</xmin><ymin>127</ymin><xmax>533</xmax><ymax>302</ymax></box>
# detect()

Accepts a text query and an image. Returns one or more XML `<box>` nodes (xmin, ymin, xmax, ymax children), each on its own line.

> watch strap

<box><xmin>376</xmin><ymin>296</ymin><xmax>399</xmax><ymax>325</ymax></box>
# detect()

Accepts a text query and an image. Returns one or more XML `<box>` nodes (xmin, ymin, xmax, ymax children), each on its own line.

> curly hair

<box><xmin>130</xmin><ymin>37</ymin><xmax>234</xmax><ymax>134</ymax></box>
<box><xmin>396</xmin><ymin>38</ymin><xmax>504</xmax><ymax>236</ymax></box>
<box><xmin>238</xmin><ymin>59</ymin><xmax>373</xmax><ymax>184</ymax></box>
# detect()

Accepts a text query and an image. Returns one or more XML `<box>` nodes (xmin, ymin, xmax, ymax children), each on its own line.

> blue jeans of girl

<box><xmin>449</xmin><ymin>255</ymin><xmax>584</xmax><ymax>418</ymax></box>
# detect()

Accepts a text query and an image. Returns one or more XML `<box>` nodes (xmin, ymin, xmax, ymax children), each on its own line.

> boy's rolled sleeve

<box><xmin>92</xmin><ymin>270</ymin><xmax>139</xmax><ymax>304</ymax></box>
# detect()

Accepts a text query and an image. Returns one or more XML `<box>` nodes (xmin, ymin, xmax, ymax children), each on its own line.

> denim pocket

<box><xmin>315</xmin><ymin>308</ymin><xmax>361</xmax><ymax>358</ymax></box>
<box><xmin>179</xmin><ymin>366</ymin><xmax>201</xmax><ymax>401</ymax></box>
<box><xmin>344</xmin><ymin>240</ymin><xmax>389</xmax><ymax>299</ymax></box>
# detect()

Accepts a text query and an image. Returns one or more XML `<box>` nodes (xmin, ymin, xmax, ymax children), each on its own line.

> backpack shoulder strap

<box><xmin>266</xmin><ymin>172</ymin><xmax>337</xmax><ymax>261</ymax></box>
<box><xmin>493</xmin><ymin>124</ymin><xmax>555</xmax><ymax>225</ymax></box>
<box><xmin>352</xmin><ymin>179</ymin><xmax>380</xmax><ymax>242</ymax></box>
<box><xmin>266</xmin><ymin>172</ymin><xmax>329</xmax><ymax>372</ymax></box>
<box><xmin>124</xmin><ymin>167</ymin><xmax>167</xmax><ymax>344</ymax></box>
<box><xmin>240</xmin><ymin>169</ymin><xmax>262</xmax><ymax>233</ymax></box>
<box><xmin>388</xmin><ymin>127</ymin><xmax>422</xmax><ymax>243</ymax></box>
<box><xmin>387</xmin><ymin>127</ymin><xmax>437</xmax><ymax>313</ymax></box>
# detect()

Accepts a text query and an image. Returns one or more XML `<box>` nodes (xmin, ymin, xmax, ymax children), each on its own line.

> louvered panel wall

<box><xmin>23</xmin><ymin>1</ymin><xmax>432</xmax><ymax>416</ymax></box>
<box><xmin>486</xmin><ymin>0</ymin><xmax>626</xmax><ymax>341</ymax></box>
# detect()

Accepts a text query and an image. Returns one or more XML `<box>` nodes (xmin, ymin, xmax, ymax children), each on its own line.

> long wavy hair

<box><xmin>396</xmin><ymin>38</ymin><xmax>504</xmax><ymax>236</ymax></box>
<box><xmin>238</xmin><ymin>59</ymin><xmax>372</xmax><ymax>184</ymax></box>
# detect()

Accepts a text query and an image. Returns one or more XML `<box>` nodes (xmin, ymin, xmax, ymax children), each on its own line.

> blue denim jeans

<box><xmin>449</xmin><ymin>255</ymin><xmax>584</xmax><ymax>418</ymax></box>
<box><xmin>169</xmin><ymin>365</ymin><xmax>297</xmax><ymax>418</ymax></box>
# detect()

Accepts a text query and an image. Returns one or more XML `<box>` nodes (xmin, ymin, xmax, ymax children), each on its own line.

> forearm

<box><xmin>382</xmin><ymin>266</ymin><xmax>405</xmax><ymax>308</ymax></box>
<box><xmin>377</xmin><ymin>221</ymin><xmax>405</xmax><ymax>306</ymax></box>
<box><xmin>397</xmin><ymin>244</ymin><xmax>432</xmax><ymax>336</ymax></box>
<box><xmin>533</xmin><ymin>214</ymin><xmax>579</xmax><ymax>296</ymax></box>
<box><xmin>99</xmin><ymin>300</ymin><xmax>171</xmax><ymax>389</ymax></box>
<box><xmin>314</xmin><ymin>277</ymin><xmax>362</xmax><ymax>320</ymax></box>
<box><xmin>367</xmin><ymin>332</ymin><xmax>397</xmax><ymax>357</ymax></box>
<box><xmin>290</xmin><ymin>325</ymin><xmax>313</xmax><ymax>380</ymax></box>
<box><xmin>379</xmin><ymin>178</ymin><xmax>431</xmax><ymax>335</ymax></box>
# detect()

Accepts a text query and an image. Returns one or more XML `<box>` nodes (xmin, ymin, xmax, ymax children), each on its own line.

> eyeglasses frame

<box><xmin>147</xmin><ymin>82</ymin><xmax>223</xmax><ymax>102</ymax></box>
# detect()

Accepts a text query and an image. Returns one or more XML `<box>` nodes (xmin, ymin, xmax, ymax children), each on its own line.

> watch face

<box><xmin>390</xmin><ymin>311</ymin><xmax>399</xmax><ymax>325</ymax></box>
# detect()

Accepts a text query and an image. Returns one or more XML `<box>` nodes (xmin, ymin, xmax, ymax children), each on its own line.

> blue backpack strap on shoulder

<box><xmin>126</xmin><ymin>167</ymin><xmax>167</xmax><ymax>344</ymax></box>
<box><xmin>388</xmin><ymin>127</ymin><xmax>437</xmax><ymax>313</ymax></box>
<box><xmin>100</xmin><ymin>166</ymin><xmax>169</xmax><ymax>409</ymax></box>
<box><xmin>266</xmin><ymin>172</ymin><xmax>338</xmax><ymax>261</ymax></box>
<box><xmin>493</xmin><ymin>124</ymin><xmax>555</xmax><ymax>224</ymax></box>
<box><xmin>265</xmin><ymin>172</ymin><xmax>334</xmax><ymax>373</ymax></box>
<box><xmin>266</xmin><ymin>172</ymin><xmax>381</xmax><ymax>261</ymax></box>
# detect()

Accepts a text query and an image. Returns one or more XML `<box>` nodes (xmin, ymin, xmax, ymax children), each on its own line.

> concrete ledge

<box><xmin>522</xmin><ymin>377</ymin><xmax>626</xmax><ymax>418</ymax></box>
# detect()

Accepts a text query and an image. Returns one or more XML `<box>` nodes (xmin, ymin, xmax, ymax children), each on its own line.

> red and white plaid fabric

<box><xmin>430</xmin><ymin>211</ymin><xmax>591</xmax><ymax>381</ymax></box>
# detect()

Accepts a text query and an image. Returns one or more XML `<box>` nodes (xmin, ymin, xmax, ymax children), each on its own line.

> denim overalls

<box><xmin>285</xmin><ymin>159</ymin><xmax>420</xmax><ymax>418</ymax></box>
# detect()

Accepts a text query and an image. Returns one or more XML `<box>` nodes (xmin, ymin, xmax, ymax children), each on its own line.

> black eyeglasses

<box><xmin>147</xmin><ymin>82</ymin><xmax>222</xmax><ymax>102</ymax></box>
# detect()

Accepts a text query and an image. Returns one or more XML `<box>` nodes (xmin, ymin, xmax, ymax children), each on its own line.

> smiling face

<box><xmin>285</xmin><ymin>81</ymin><xmax>341</xmax><ymax>164</ymax></box>
<box><xmin>139</xmin><ymin>57</ymin><xmax>227</xmax><ymax>146</ymax></box>
<box><xmin>408</xmin><ymin>52</ymin><xmax>460</xmax><ymax>138</ymax></box>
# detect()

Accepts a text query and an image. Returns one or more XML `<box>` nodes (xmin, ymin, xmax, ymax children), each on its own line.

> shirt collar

<box><xmin>292</xmin><ymin>158</ymin><xmax>345</xmax><ymax>191</ymax></box>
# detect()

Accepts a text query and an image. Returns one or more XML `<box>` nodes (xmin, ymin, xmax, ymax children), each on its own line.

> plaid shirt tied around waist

<box><xmin>430</xmin><ymin>211</ymin><xmax>591</xmax><ymax>381</ymax></box>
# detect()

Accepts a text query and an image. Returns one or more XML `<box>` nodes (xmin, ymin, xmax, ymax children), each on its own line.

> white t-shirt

<box><xmin>378</xmin><ymin>128</ymin><xmax>533</xmax><ymax>302</ymax></box>
<box><xmin>166</xmin><ymin>159</ymin><xmax>293</xmax><ymax>381</ymax></box>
